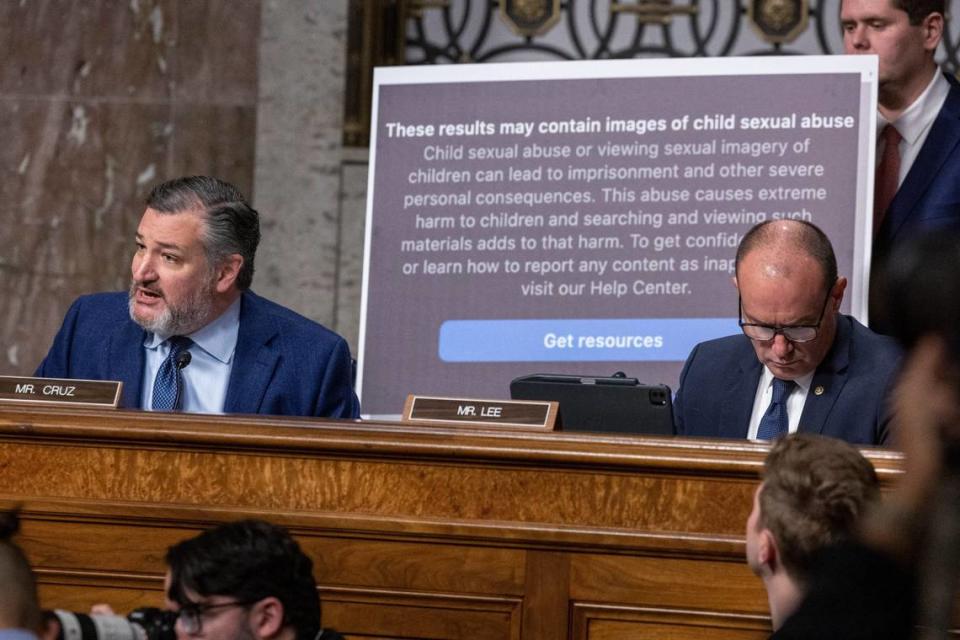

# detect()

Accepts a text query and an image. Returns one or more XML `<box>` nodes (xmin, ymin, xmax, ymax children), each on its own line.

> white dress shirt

<box><xmin>746</xmin><ymin>366</ymin><xmax>815</xmax><ymax>440</ymax></box>
<box><xmin>877</xmin><ymin>69</ymin><xmax>950</xmax><ymax>188</ymax></box>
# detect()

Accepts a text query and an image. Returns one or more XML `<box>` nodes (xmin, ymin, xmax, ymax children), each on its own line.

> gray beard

<box><xmin>128</xmin><ymin>279</ymin><xmax>215</xmax><ymax>336</ymax></box>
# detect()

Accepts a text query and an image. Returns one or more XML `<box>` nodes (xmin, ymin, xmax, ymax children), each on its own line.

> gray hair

<box><xmin>146</xmin><ymin>176</ymin><xmax>261</xmax><ymax>289</ymax></box>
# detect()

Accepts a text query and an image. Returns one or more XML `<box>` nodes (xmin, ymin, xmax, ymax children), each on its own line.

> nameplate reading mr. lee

<box><xmin>0</xmin><ymin>376</ymin><xmax>122</xmax><ymax>408</ymax></box>
<box><xmin>402</xmin><ymin>395</ymin><xmax>557</xmax><ymax>431</ymax></box>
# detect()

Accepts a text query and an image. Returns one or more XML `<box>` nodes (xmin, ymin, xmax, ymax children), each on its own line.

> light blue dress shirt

<box><xmin>141</xmin><ymin>297</ymin><xmax>241</xmax><ymax>413</ymax></box>
<box><xmin>0</xmin><ymin>630</ymin><xmax>39</xmax><ymax>640</ymax></box>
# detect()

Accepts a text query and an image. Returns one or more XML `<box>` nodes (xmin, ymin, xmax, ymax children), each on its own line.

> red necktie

<box><xmin>874</xmin><ymin>124</ymin><xmax>902</xmax><ymax>234</ymax></box>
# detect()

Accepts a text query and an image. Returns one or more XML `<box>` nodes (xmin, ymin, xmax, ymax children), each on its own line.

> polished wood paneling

<box><xmin>306</xmin><ymin>538</ymin><xmax>525</xmax><ymax>594</ymax></box>
<box><xmin>0</xmin><ymin>406</ymin><xmax>903</xmax><ymax>639</ymax></box>
<box><xmin>322</xmin><ymin>589</ymin><xmax>522</xmax><ymax>640</ymax></box>
<box><xmin>570</xmin><ymin>554</ymin><xmax>763</xmax><ymax>613</ymax></box>
<box><xmin>571</xmin><ymin>604</ymin><xmax>770</xmax><ymax>640</ymax></box>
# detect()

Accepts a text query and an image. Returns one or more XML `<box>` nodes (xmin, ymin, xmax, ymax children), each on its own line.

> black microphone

<box><xmin>175</xmin><ymin>351</ymin><xmax>192</xmax><ymax>370</ymax></box>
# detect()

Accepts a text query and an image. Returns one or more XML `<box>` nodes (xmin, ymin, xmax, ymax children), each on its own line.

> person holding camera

<box><xmin>164</xmin><ymin>519</ymin><xmax>342</xmax><ymax>640</ymax></box>
<box><xmin>45</xmin><ymin>519</ymin><xmax>342</xmax><ymax>640</ymax></box>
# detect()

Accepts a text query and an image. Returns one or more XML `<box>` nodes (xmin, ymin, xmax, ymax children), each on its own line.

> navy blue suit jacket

<box><xmin>35</xmin><ymin>291</ymin><xmax>360</xmax><ymax>418</ymax></box>
<box><xmin>673</xmin><ymin>315</ymin><xmax>901</xmax><ymax>445</ymax></box>
<box><xmin>875</xmin><ymin>74</ymin><xmax>960</xmax><ymax>260</ymax></box>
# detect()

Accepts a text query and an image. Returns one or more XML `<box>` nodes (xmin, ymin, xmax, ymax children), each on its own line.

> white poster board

<box><xmin>359</xmin><ymin>56</ymin><xmax>877</xmax><ymax>418</ymax></box>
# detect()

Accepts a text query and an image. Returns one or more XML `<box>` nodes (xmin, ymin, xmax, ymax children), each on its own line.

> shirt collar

<box><xmin>143</xmin><ymin>296</ymin><xmax>241</xmax><ymax>364</ymax></box>
<box><xmin>759</xmin><ymin>365</ymin><xmax>814</xmax><ymax>397</ymax></box>
<box><xmin>878</xmin><ymin>69</ymin><xmax>949</xmax><ymax>145</ymax></box>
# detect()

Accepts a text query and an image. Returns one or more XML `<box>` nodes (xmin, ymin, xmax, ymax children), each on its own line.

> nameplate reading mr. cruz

<box><xmin>0</xmin><ymin>376</ymin><xmax>122</xmax><ymax>408</ymax></box>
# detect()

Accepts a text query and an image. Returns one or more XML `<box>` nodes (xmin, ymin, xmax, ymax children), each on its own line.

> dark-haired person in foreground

<box><xmin>0</xmin><ymin>510</ymin><xmax>42</xmax><ymax>640</ymax></box>
<box><xmin>747</xmin><ymin>433</ymin><xmax>880</xmax><ymax>631</ymax></box>
<box><xmin>165</xmin><ymin>519</ymin><xmax>342</xmax><ymax>640</ymax></box>
<box><xmin>673</xmin><ymin>219</ymin><xmax>901</xmax><ymax>444</ymax></box>
<box><xmin>771</xmin><ymin>230</ymin><xmax>960</xmax><ymax>639</ymax></box>
<box><xmin>35</xmin><ymin>176</ymin><xmax>359</xmax><ymax>418</ymax></box>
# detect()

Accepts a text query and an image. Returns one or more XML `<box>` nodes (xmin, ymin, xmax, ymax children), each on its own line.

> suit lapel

<box><xmin>880</xmin><ymin>80</ymin><xmax>960</xmax><ymax>246</ymax></box>
<box><xmin>719</xmin><ymin>342</ymin><xmax>762</xmax><ymax>438</ymax></box>
<box><xmin>798</xmin><ymin>316</ymin><xmax>851</xmax><ymax>435</ymax></box>
<box><xmin>109</xmin><ymin>321</ymin><xmax>147</xmax><ymax>408</ymax></box>
<box><xmin>224</xmin><ymin>292</ymin><xmax>280</xmax><ymax>414</ymax></box>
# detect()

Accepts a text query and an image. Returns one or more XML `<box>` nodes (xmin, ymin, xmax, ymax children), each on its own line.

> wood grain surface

<box><xmin>0</xmin><ymin>406</ymin><xmax>903</xmax><ymax>639</ymax></box>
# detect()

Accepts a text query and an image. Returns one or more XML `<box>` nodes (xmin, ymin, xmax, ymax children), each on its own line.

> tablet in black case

<box><xmin>510</xmin><ymin>373</ymin><xmax>674</xmax><ymax>435</ymax></box>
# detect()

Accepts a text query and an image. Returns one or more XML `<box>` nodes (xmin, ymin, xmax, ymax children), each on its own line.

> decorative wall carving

<box><xmin>344</xmin><ymin>0</ymin><xmax>960</xmax><ymax>145</ymax></box>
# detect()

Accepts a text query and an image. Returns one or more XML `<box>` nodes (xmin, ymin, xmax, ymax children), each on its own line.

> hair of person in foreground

<box><xmin>0</xmin><ymin>508</ymin><xmax>42</xmax><ymax>633</ymax></box>
<box><xmin>165</xmin><ymin>519</ymin><xmax>323</xmax><ymax>640</ymax></box>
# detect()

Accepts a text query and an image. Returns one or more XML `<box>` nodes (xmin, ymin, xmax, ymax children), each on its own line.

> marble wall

<box><xmin>254</xmin><ymin>0</ymin><xmax>366</xmax><ymax>349</ymax></box>
<box><xmin>0</xmin><ymin>0</ymin><xmax>367</xmax><ymax>377</ymax></box>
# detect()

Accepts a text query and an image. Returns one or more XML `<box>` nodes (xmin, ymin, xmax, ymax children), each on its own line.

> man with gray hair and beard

<box><xmin>35</xmin><ymin>176</ymin><xmax>359</xmax><ymax>418</ymax></box>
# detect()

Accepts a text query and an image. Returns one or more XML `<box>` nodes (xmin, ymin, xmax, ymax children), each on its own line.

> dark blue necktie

<box><xmin>152</xmin><ymin>336</ymin><xmax>192</xmax><ymax>411</ymax></box>
<box><xmin>757</xmin><ymin>378</ymin><xmax>794</xmax><ymax>440</ymax></box>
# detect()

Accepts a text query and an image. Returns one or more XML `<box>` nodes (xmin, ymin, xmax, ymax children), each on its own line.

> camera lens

<box><xmin>49</xmin><ymin>610</ymin><xmax>146</xmax><ymax>640</ymax></box>
<box><xmin>127</xmin><ymin>608</ymin><xmax>177</xmax><ymax>640</ymax></box>
<box><xmin>45</xmin><ymin>608</ymin><xmax>177</xmax><ymax>640</ymax></box>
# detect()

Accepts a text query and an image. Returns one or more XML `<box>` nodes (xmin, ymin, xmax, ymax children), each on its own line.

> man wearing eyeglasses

<box><xmin>673</xmin><ymin>220</ymin><xmax>902</xmax><ymax>445</ymax></box>
<box><xmin>164</xmin><ymin>519</ymin><xmax>342</xmax><ymax>640</ymax></box>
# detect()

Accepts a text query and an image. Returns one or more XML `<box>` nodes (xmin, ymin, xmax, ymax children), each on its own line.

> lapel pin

<box><xmin>814</xmin><ymin>385</ymin><xmax>825</xmax><ymax>396</ymax></box>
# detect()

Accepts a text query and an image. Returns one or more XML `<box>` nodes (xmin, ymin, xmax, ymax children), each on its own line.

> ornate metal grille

<box><xmin>344</xmin><ymin>0</ymin><xmax>960</xmax><ymax>145</ymax></box>
<box><xmin>404</xmin><ymin>0</ymin><xmax>960</xmax><ymax>63</ymax></box>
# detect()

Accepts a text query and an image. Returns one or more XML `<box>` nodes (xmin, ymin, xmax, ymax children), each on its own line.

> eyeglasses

<box><xmin>738</xmin><ymin>289</ymin><xmax>832</xmax><ymax>343</ymax></box>
<box><xmin>177</xmin><ymin>599</ymin><xmax>259</xmax><ymax>635</ymax></box>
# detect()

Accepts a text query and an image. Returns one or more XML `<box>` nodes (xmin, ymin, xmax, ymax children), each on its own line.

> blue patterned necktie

<box><xmin>152</xmin><ymin>336</ymin><xmax>193</xmax><ymax>411</ymax></box>
<box><xmin>757</xmin><ymin>378</ymin><xmax>795</xmax><ymax>440</ymax></box>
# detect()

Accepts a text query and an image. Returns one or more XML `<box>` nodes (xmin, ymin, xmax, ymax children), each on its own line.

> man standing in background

<box><xmin>842</xmin><ymin>0</ymin><xmax>960</xmax><ymax>324</ymax></box>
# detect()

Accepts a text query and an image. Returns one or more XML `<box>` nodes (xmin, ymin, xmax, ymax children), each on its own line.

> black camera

<box><xmin>46</xmin><ymin>607</ymin><xmax>177</xmax><ymax>640</ymax></box>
